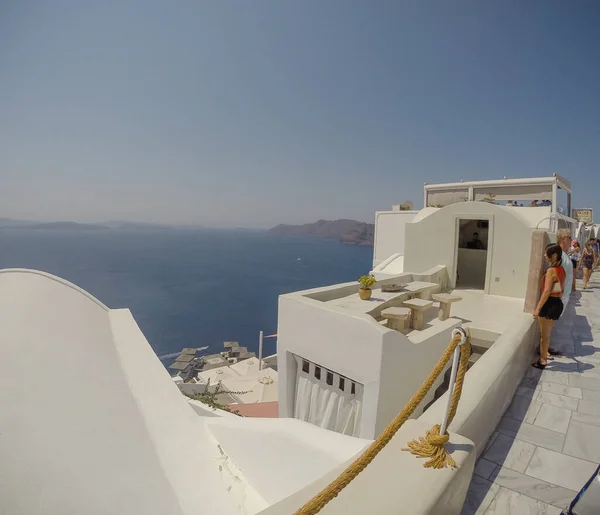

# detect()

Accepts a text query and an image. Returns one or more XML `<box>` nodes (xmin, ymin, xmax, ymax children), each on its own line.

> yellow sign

<box><xmin>572</xmin><ymin>209</ymin><xmax>593</xmax><ymax>223</ymax></box>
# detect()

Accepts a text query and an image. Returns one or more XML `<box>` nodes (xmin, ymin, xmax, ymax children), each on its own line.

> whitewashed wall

<box><xmin>373</xmin><ymin>210</ymin><xmax>418</xmax><ymax>267</ymax></box>
<box><xmin>404</xmin><ymin>202</ymin><xmax>533</xmax><ymax>298</ymax></box>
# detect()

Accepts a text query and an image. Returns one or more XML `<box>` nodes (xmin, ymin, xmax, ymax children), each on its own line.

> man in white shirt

<box><xmin>557</xmin><ymin>229</ymin><xmax>573</xmax><ymax>310</ymax></box>
<box><xmin>545</xmin><ymin>229</ymin><xmax>574</xmax><ymax>358</ymax></box>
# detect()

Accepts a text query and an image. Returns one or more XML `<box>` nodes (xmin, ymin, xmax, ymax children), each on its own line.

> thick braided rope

<box><xmin>294</xmin><ymin>332</ymin><xmax>467</xmax><ymax>515</ymax></box>
<box><xmin>403</xmin><ymin>337</ymin><xmax>471</xmax><ymax>468</ymax></box>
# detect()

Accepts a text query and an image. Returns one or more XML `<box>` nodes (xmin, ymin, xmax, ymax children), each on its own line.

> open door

<box><xmin>456</xmin><ymin>219</ymin><xmax>489</xmax><ymax>290</ymax></box>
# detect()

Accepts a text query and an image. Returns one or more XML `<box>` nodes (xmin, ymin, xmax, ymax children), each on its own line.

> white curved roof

<box><xmin>0</xmin><ymin>269</ymin><xmax>370</xmax><ymax>515</ymax></box>
<box><xmin>411</xmin><ymin>207</ymin><xmax>440</xmax><ymax>223</ymax></box>
<box><xmin>412</xmin><ymin>202</ymin><xmax>556</xmax><ymax>229</ymax></box>
<box><xmin>0</xmin><ymin>269</ymin><xmax>235</xmax><ymax>515</ymax></box>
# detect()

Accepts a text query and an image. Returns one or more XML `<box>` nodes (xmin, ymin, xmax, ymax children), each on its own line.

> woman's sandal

<box><xmin>532</xmin><ymin>360</ymin><xmax>547</xmax><ymax>370</ymax></box>
<box><xmin>548</xmin><ymin>348</ymin><xmax>562</xmax><ymax>356</ymax></box>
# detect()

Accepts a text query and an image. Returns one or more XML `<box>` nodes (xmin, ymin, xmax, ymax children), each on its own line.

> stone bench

<box><xmin>431</xmin><ymin>293</ymin><xmax>462</xmax><ymax>321</ymax></box>
<box><xmin>403</xmin><ymin>281</ymin><xmax>439</xmax><ymax>300</ymax></box>
<box><xmin>380</xmin><ymin>307</ymin><xmax>411</xmax><ymax>332</ymax></box>
<box><xmin>402</xmin><ymin>298</ymin><xmax>434</xmax><ymax>330</ymax></box>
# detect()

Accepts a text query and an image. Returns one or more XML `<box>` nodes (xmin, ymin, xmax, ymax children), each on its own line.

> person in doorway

<box><xmin>468</xmin><ymin>232</ymin><xmax>484</xmax><ymax>250</ymax></box>
<box><xmin>569</xmin><ymin>240</ymin><xmax>581</xmax><ymax>291</ymax></box>
<box><xmin>532</xmin><ymin>244</ymin><xmax>566</xmax><ymax>369</ymax></box>
<box><xmin>581</xmin><ymin>240</ymin><xmax>595</xmax><ymax>289</ymax></box>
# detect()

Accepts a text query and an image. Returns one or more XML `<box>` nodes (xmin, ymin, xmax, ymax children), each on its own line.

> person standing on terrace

<box><xmin>569</xmin><ymin>240</ymin><xmax>581</xmax><ymax>291</ymax></box>
<box><xmin>581</xmin><ymin>240</ymin><xmax>595</xmax><ymax>289</ymax></box>
<box><xmin>557</xmin><ymin>229</ymin><xmax>574</xmax><ymax>301</ymax></box>
<box><xmin>533</xmin><ymin>244</ymin><xmax>566</xmax><ymax>369</ymax></box>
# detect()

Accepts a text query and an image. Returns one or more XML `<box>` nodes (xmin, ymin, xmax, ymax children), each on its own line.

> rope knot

<box><xmin>402</xmin><ymin>424</ymin><xmax>456</xmax><ymax>469</ymax></box>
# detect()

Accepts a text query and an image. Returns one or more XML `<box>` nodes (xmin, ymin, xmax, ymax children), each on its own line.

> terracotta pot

<box><xmin>358</xmin><ymin>288</ymin><xmax>372</xmax><ymax>300</ymax></box>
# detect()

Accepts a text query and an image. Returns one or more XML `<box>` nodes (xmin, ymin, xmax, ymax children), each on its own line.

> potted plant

<box><xmin>358</xmin><ymin>274</ymin><xmax>376</xmax><ymax>300</ymax></box>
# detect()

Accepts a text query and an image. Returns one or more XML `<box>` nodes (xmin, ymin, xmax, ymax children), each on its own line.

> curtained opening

<box><xmin>293</xmin><ymin>356</ymin><xmax>363</xmax><ymax>437</ymax></box>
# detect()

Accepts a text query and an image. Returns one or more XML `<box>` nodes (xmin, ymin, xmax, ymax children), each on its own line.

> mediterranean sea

<box><xmin>0</xmin><ymin>228</ymin><xmax>372</xmax><ymax>364</ymax></box>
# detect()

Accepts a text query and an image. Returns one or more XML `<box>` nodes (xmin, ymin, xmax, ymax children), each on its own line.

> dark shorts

<box><xmin>539</xmin><ymin>296</ymin><xmax>563</xmax><ymax>320</ymax></box>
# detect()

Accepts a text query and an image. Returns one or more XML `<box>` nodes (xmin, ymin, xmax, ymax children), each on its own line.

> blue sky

<box><xmin>1</xmin><ymin>1</ymin><xmax>599</xmax><ymax>228</ymax></box>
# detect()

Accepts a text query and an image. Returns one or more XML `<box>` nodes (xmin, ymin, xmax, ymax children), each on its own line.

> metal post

<box><xmin>258</xmin><ymin>330</ymin><xmax>264</xmax><ymax>371</ymax></box>
<box><xmin>440</xmin><ymin>327</ymin><xmax>468</xmax><ymax>435</ymax></box>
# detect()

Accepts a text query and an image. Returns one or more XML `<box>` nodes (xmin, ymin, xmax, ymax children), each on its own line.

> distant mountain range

<box><xmin>0</xmin><ymin>218</ymin><xmax>204</xmax><ymax>231</ymax></box>
<box><xmin>268</xmin><ymin>219</ymin><xmax>375</xmax><ymax>246</ymax></box>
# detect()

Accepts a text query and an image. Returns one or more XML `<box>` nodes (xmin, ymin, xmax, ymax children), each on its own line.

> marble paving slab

<box><xmin>516</xmin><ymin>385</ymin><xmax>539</xmax><ymax>400</ymax></box>
<box><xmin>535</xmin><ymin>390</ymin><xmax>579</xmax><ymax>410</ymax></box>
<box><xmin>525</xmin><ymin>447</ymin><xmax>597</xmax><ymax>491</ymax></box>
<box><xmin>577</xmin><ymin>399</ymin><xmax>600</xmax><ymax>417</ymax></box>
<box><xmin>490</xmin><ymin>466</ymin><xmax>576</xmax><ymax>508</ymax></box>
<box><xmin>474</xmin><ymin>458</ymin><xmax>498</xmax><ymax>480</ymax></box>
<box><xmin>568</xmin><ymin>374</ymin><xmax>600</xmax><ymax>391</ymax></box>
<box><xmin>460</xmin><ymin>475</ymin><xmax>500</xmax><ymax>515</ymax></box>
<box><xmin>581</xmin><ymin>388</ymin><xmax>600</xmax><ymax>402</ymax></box>
<box><xmin>539</xmin><ymin>381</ymin><xmax>583</xmax><ymax>399</ymax></box>
<box><xmin>483</xmin><ymin>434</ymin><xmax>536</xmax><ymax>473</ymax></box>
<box><xmin>496</xmin><ymin>417</ymin><xmax>565</xmax><ymax>452</ymax></box>
<box><xmin>505</xmin><ymin>395</ymin><xmax>542</xmax><ymax>424</ymax></box>
<box><xmin>483</xmin><ymin>488</ymin><xmax>562</xmax><ymax>515</ymax></box>
<box><xmin>570</xmin><ymin>411</ymin><xmax>600</xmax><ymax>428</ymax></box>
<box><xmin>562</xmin><ymin>420</ymin><xmax>600</xmax><ymax>462</ymax></box>
<box><xmin>532</xmin><ymin>404</ymin><xmax>571</xmax><ymax>434</ymax></box>
<box><xmin>527</xmin><ymin>368</ymin><xmax>570</xmax><ymax>385</ymax></box>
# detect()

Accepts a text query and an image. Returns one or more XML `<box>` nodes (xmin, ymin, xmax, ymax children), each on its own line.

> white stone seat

<box><xmin>402</xmin><ymin>298</ymin><xmax>434</xmax><ymax>330</ymax></box>
<box><xmin>431</xmin><ymin>293</ymin><xmax>462</xmax><ymax>321</ymax></box>
<box><xmin>380</xmin><ymin>307</ymin><xmax>411</xmax><ymax>332</ymax></box>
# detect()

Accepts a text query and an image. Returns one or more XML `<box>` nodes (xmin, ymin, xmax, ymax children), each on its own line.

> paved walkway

<box><xmin>462</xmin><ymin>276</ymin><xmax>600</xmax><ymax>515</ymax></box>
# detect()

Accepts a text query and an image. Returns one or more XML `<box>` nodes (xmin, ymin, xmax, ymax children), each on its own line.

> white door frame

<box><xmin>452</xmin><ymin>215</ymin><xmax>494</xmax><ymax>294</ymax></box>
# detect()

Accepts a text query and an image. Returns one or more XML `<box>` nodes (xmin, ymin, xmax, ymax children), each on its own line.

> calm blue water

<box><xmin>0</xmin><ymin>229</ymin><xmax>372</xmax><ymax>362</ymax></box>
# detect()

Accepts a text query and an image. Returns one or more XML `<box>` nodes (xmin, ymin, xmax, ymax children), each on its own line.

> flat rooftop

<box><xmin>446</xmin><ymin>290</ymin><xmax>525</xmax><ymax>334</ymax></box>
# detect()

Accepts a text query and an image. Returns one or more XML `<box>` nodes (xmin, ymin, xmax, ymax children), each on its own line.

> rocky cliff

<box><xmin>268</xmin><ymin>219</ymin><xmax>375</xmax><ymax>246</ymax></box>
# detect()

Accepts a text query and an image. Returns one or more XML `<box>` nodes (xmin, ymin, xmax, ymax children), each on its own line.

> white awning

<box><xmin>426</xmin><ymin>189</ymin><xmax>469</xmax><ymax>207</ymax></box>
<box><xmin>473</xmin><ymin>184</ymin><xmax>552</xmax><ymax>202</ymax></box>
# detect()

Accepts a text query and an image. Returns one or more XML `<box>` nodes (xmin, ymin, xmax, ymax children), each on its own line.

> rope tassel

<box><xmin>404</xmin><ymin>331</ymin><xmax>471</xmax><ymax>469</ymax></box>
<box><xmin>403</xmin><ymin>424</ymin><xmax>455</xmax><ymax>469</ymax></box>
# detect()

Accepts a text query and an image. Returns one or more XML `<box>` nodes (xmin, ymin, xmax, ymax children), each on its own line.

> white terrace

<box><xmin>278</xmin><ymin>179</ymin><xmax>583</xmax><ymax>442</ymax></box>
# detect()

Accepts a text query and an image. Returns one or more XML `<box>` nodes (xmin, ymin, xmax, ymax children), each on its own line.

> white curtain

<box><xmin>293</xmin><ymin>357</ymin><xmax>362</xmax><ymax>437</ymax></box>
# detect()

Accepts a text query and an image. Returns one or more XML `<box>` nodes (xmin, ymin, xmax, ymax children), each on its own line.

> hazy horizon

<box><xmin>0</xmin><ymin>215</ymin><xmax>375</xmax><ymax>229</ymax></box>
<box><xmin>2</xmin><ymin>2</ymin><xmax>599</xmax><ymax>228</ymax></box>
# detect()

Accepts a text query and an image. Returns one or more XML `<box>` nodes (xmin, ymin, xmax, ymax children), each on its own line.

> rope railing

<box><xmin>294</xmin><ymin>329</ymin><xmax>472</xmax><ymax>515</ymax></box>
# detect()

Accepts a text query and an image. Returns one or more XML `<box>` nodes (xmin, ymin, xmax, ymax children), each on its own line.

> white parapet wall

<box><xmin>373</xmin><ymin>210</ymin><xmax>418</xmax><ymax>267</ymax></box>
<box><xmin>277</xmin><ymin>268</ymin><xmax>458</xmax><ymax>440</ymax></box>
<box><xmin>258</xmin><ymin>419</ymin><xmax>476</xmax><ymax>515</ymax></box>
<box><xmin>418</xmin><ymin>313</ymin><xmax>537</xmax><ymax>456</ymax></box>
<box><xmin>404</xmin><ymin>202</ymin><xmax>537</xmax><ymax>298</ymax></box>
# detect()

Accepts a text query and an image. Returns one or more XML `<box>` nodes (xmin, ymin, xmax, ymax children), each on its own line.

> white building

<box><xmin>277</xmin><ymin>175</ymin><xmax>580</xmax><ymax>441</ymax></box>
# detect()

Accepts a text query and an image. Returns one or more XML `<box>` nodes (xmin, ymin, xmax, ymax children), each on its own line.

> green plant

<box><xmin>358</xmin><ymin>274</ymin><xmax>376</xmax><ymax>290</ymax></box>
<box><xmin>183</xmin><ymin>379</ymin><xmax>249</xmax><ymax>416</ymax></box>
